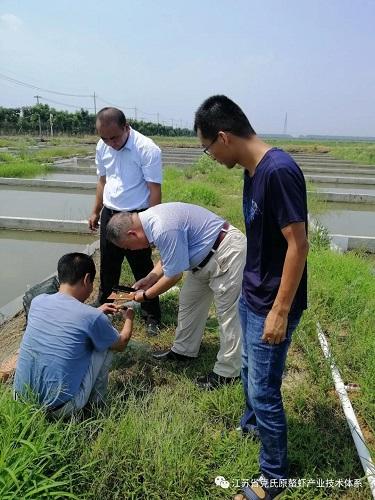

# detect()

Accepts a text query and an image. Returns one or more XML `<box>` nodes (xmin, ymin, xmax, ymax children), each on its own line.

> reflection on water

<box><xmin>0</xmin><ymin>230</ymin><xmax>97</xmax><ymax>308</ymax></box>
<box><xmin>318</xmin><ymin>202</ymin><xmax>375</xmax><ymax>237</ymax></box>
<box><xmin>41</xmin><ymin>172</ymin><xmax>98</xmax><ymax>182</ymax></box>
<box><xmin>0</xmin><ymin>186</ymin><xmax>93</xmax><ymax>220</ymax></box>
<box><xmin>316</xmin><ymin>184</ymin><xmax>375</xmax><ymax>196</ymax></box>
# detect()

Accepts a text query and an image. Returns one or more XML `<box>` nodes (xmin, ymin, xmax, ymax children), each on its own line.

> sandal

<box><xmin>233</xmin><ymin>475</ymin><xmax>285</xmax><ymax>500</ymax></box>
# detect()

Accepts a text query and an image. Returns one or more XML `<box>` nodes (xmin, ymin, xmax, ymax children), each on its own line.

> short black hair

<box><xmin>194</xmin><ymin>95</ymin><xmax>255</xmax><ymax>140</ymax></box>
<box><xmin>96</xmin><ymin>107</ymin><xmax>127</xmax><ymax>127</ymax></box>
<box><xmin>57</xmin><ymin>253</ymin><xmax>96</xmax><ymax>285</ymax></box>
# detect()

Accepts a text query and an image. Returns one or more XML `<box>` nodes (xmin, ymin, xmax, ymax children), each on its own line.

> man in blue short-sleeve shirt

<box><xmin>14</xmin><ymin>252</ymin><xmax>134</xmax><ymax>417</ymax></box>
<box><xmin>194</xmin><ymin>95</ymin><xmax>309</xmax><ymax>499</ymax></box>
<box><xmin>242</xmin><ymin>149</ymin><xmax>307</xmax><ymax>317</ymax></box>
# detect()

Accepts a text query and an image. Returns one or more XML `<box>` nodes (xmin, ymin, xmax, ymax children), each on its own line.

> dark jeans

<box><xmin>98</xmin><ymin>206</ymin><xmax>161</xmax><ymax>323</ymax></box>
<box><xmin>238</xmin><ymin>296</ymin><xmax>301</xmax><ymax>480</ymax></box>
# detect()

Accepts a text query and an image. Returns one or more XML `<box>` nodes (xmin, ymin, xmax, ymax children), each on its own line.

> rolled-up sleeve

<box><xmin>141</xmin><ymin>145</ymin><xmax>163</xmax><ymax>184</ymax></box>
<box><xmin>95</xmin><ymin>142</ymin><xmax>106</xmax><ymax>177</ymax></box>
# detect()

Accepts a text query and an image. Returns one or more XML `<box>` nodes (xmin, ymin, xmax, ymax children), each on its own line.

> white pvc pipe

<box><xmin>317</xmin><ymin>322</ymin><xmax>375</xmax><ymax>498</ymax></box>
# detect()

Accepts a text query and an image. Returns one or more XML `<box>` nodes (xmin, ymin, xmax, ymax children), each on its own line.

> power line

<box><xmin>96</xmin><ymin>96</ymin><xmax>135</xmax><ymax>110</ymax></box>
<box><xmin>1</xmin><ymin>71</ymin><xmax>192</xmax><ymax>128</ymax></box>
<box><xmin>37</xmin><ymin>96</ymin><xmax>95</xmax><ymax>110</ymax></box>
<box><xmin>0</xmin><ymin>72</ymin><xmax>92</xmax><ymax>98</ymax></box>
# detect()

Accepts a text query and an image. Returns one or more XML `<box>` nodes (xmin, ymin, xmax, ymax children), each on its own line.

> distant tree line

<box><xmin>0</xmin><ymin>104</ymin><xmax>194</xmax><ymax>137</ymax></box>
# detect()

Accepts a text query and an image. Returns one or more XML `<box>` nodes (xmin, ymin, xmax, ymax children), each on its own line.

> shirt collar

<box><xmin>121</xmin><ymin>127</ymin><xmax>134</xmax><ymax>151</ymax></box>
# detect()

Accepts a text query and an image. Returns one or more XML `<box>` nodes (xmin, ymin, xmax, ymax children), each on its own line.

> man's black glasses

<box><xmin>203</xmin><ymin>135</ymin><xmax>218</xmax><ymax>157</ymax></box>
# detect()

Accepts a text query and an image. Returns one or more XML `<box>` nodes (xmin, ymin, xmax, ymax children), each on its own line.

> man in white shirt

<box><xmin>88</xmin><ymin>107</ymin><xmax>162</xmax><ymax>336</ymax></box>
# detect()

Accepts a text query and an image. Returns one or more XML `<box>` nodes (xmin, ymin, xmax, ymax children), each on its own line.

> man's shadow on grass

<box><xmin>287</xmin><ymin>402</ymin><xmax>364</xmax><ymax>488</ymax></box>
<box><xmin>110</xmin><ymin>314</ymin><xmax>223</xmax><ymax>395</ymax></box>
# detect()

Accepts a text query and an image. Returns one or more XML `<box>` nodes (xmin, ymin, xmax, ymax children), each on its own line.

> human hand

<box><xmin>133</xmin><ymin>273</ymin><xmax>158</xmax><ymax>291</ymax></box>
<box><xmin>97</xmin><ymin>303</ymin><xmax>118</xmax><ymax>315</ymax></box>
<box><xmin>261</xmin><ymin>308</ymin><xmax>288</xmax><ymax>345</ymax></box>
<box><xmin>134</xmin><ymin>290</ymin><xmax>146</xmax><ymax>303</ymax></box>
<box><xmin>121</xmin><ymin>307</ymin><xmax>135</xmax><ymax>320</ymax></box>
<box><xmin>121</xmin><ymin>308</ymin><xmax>134</xmax><ymax>339</ymax></box>
<box><xmin>88</xmin><ymin>212</ymin><xmax>100</xmax><ymax>231</ymax></box>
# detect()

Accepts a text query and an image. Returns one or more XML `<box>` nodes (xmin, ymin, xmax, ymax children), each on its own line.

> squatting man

<box><xmin>14</xmin><ymin>253</ymin><xmax>134</xmax><ymax>417</ymax></box>
<box><xmin>106</xmin><ymin>201</ymin><xmax>247</xmax><ymax>390</ymax></box>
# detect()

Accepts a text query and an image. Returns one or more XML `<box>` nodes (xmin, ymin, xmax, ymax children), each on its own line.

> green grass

<box><xmin>27</xmin><ymin>145</ymin><xmax>94</xmax><ymax>163</ymax></box>
<box><xmin>306</xmin><ymin>250</ymin><xmax>375</xmax><ymax>432</ymax></box>
<box><xmin>2</xmin><ymin>134</ymin><xmax>374</xmax><ymax>165</ymax></box>
<box><xmin>271</xmin><ymin>139</ymin><xmax>375</xmax><ymax>165</ymax></box>
<box><xmin>328</xmin><ymin>143</ymin><xmax>375</xmax><ymax>165</ymax></box>
<box><xmin>1</xmin><ymin>151</ymin><xmax>374</xmax><ymax>498</ymax></box>
<box><xmin>151</xmin><ymin>135</ymin><xmax>200</xmax><ymax>148</ymax></box>
<box><xmin>0</xmin><ymin>389</ymin><xmax>88</xmax><ymax>498</ymax></box>
<box><xmin>0</xmin><ymin>136</ymin><xmax>39</xmax><ymax>148</ymax></box>
<box><xmin>0</xmin><ymin>152</ymin><xmax>50</xmax><ymax>178</ymax></box>
<box><xmin>0</xmin><ymin>143</ymin><xmax>94</xmax><ymax>178</ymax></box>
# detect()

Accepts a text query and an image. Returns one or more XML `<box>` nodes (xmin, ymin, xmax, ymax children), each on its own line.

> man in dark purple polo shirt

<box><xmin>194</xmin><ymin>95</ymin><xmax>309</xmax><ymax>500</ymax></box>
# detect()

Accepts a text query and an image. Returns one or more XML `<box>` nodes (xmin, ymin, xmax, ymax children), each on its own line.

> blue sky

<box><xmin>1</xmin><ymin>0</ymin><xmax>374</xmax><ymax>136</ymax></box>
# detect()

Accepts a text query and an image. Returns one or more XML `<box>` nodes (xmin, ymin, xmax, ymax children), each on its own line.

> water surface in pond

<box><xmin>0</xmin><ymin>186</ymin><xmax>93</xmax><ymax>220</ymax></box>
<box><xmin>0</xmin><ymin>230</ymin><xmax>97</xmax><ymax>309</ymax></box>
<box><xmin>317</xmin><ymin>202</ymin><xmax>375</xmax><ymax>237</ymax></box>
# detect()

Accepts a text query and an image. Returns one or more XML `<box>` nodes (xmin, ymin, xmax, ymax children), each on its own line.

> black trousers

<box><xmin>98</xmin><ymin>206</ymin><xmax>161</xmax><ymax>323</ymax></box>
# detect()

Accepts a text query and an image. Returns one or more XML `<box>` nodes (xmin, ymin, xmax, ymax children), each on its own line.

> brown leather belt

<box><xmin>192</xmin><ymin>222</ymin><xmax>230</xmax><ymax>272</ymax></box>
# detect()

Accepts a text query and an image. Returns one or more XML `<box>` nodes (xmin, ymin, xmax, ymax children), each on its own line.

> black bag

<box><xmin>23</xmin><ymin>275</ymin><xmax>60</xmax><ymax>323</ymax></box>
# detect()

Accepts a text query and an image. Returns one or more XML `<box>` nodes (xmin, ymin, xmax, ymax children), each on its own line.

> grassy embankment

<box><xmin>270</xmin><ymin>139</ymin><xmax>375</xmax><ymax>166</ymax></box>
<box><xmin>0</xmin><ymin>136</ymin><xmax>95</xmax><ymax>178</ymax></box>
<box><xmin>0</xmin><ymin>152</ymin><xmax>374</xmax><ymax>498</ymax></box>
<box><xmin>152</xmin><ymin>135</ymin><xmax>375</xmax><ymax>166</ymax></box>
<box><xmin>0</xmin><ymin>134</ymin><xmax>374</xmax><ymax>178</ymax></box>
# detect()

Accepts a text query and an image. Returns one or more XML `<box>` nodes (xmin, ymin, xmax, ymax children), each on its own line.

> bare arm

<box><xmin>262</xmin><ymin>222</ymin><xmax>309</xmax><ymax>344</ymax></box>
<box><xmin>147</xmin><ymin>181</ymin><xmax>161</xmax><ymax>207</ymax></box>
<box><xmin>88</xmin><ymin>176</ymin><xmax>106</xmax><ymax>230</ymax></box>
<box><xmin>110</xmin><ymin>308</ymin><xmax>134</xmax><ymax>352</ymax></box>
<box><xmin>133</xmin><ymin>260</ymin><xmax>182</xmax><ymax>301</ymax></box>
<box><xmin>133</xmin><ymin>260</ymin><xmax>164</xmax><ymax>290</ymax></box>
<box><xmin>134</xmin><ymin>273</ymin><xmax>182</xmax><ymax>302</ymax></box>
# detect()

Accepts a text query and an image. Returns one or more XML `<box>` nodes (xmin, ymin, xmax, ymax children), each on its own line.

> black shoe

<box><xmin>196</xmin><ymin>371</ymin><xmax>241</xmax><ymax>390</ymax></box>
<box><xmin>152</xmin><ymin>349</ymin><xmax>192</xmax><ymax>362</ymax></box>
<box><xmin>146</xmin><ymin>321</ymin><xmax>160</xmax><ymax>337</ymax></box>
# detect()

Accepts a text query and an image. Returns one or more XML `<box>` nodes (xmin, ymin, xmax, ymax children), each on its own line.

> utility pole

<box><xmin>134</xmin><ymin>107</ymin><xmax>138</xmax><ymax>121</ymax></box>
<box><xmin>156</xmin><ymin>112</ymin><xmax>160</xmax><ymax>135</ymax></box>
<box><xmin>37</xmin><ymin>114</ymin><xmax>42</xmax><ymax>139</ymax></box>
<box><xmin>33</xmin><ymin>95</ymin><xmax>42</xmax><ymax>138</ymax></box>
<box><xmin>283</xmin><ymin>112</ymin><xmax>288</xmax><ymax>135</ymax></box>
<box><xmin>93</xmin><ymin>92</ymin><xmax>97</xmax><ymax>115</ymax></box>
<box><xmin>49</xmin><ymin>113</ymin><xmax>54</xmax><ymax>137</ymax></box>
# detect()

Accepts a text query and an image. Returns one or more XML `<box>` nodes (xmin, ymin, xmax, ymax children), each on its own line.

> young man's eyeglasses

<box><xmin>203</xmin><ymin>135</ymin><xmax>218</xmax><ymax>158</ymax></box>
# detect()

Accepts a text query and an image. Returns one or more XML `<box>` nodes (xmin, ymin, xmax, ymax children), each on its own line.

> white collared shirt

<box><xmin>96</xmin><ymin>128</ymin><xmax>162</xmax><ymax>211</ymax></box>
